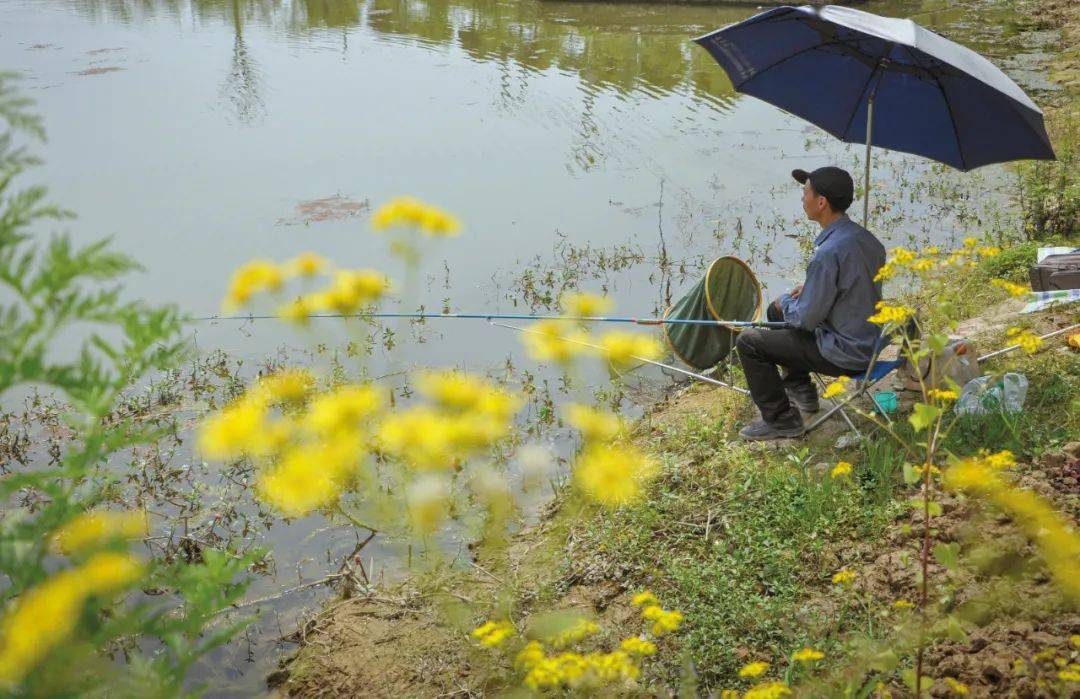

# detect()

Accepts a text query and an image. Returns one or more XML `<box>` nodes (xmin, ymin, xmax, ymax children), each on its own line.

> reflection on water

<box><xmin>222</xmin><ymin>0</ymin><xmax>266</xmax><ymax>123</ymax></box>
<box><xmin>63</xmin><ymin>0</ymin><xmax>744</xmax><ymax>111</ymax></box>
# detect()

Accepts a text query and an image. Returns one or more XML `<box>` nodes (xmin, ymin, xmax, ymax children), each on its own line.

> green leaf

<box><xmin>902</xmin><ymin>463</ymin><xmax>922</xmax><ymax>485</ymax></box>
<box><xmin>926</xmin><ymin>333</ymin><xmax>950</xmax><ymax>353</ymax></box>
<box><xmin>934</xmin><ymin>542</ymin><xmax>961</xmax><ymax>571</ymax></box>
<box><xmin>909</xmin><ymin>403</ymin><xmax>942</xmax><ymax>433</ymax></box>
<box><xmin>901</xmin><ymin>669</ymin><xmax>934</xmax><ymax>693</ymax></box>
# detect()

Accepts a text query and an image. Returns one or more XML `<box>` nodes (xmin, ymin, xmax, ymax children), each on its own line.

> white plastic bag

<box><xmin>955</xmin><ymin>373</ymin><xmax>1028</xmax><ymax>415</ymax></box>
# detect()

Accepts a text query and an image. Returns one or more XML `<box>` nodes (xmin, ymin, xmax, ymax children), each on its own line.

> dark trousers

<box><xmin>735</xmin><ymin>304</ymin><xmax>848</xmax><ymax>423</ymax></box>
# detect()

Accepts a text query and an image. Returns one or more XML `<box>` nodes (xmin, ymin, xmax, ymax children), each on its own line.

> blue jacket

<box><xmin>778</xmin><ymin>215</ymin><xmax>887</xmax><ymax>370</ymax></box>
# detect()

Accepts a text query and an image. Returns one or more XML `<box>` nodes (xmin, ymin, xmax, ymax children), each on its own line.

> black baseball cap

<box><xmin>792</xmin><ymin>166</ymin><xmax>854</xmax><ymax>212</ymax></box>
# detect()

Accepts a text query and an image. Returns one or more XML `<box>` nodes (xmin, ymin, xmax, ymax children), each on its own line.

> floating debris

<box><xmin>277</xmin><ymin>195</ymin><xmax>371</xmax><ymax>226</ymax></box>
<box><xmin>73</xmin><ymin>66</ymin><xmax>125</xmax><ymax>76</ymax></box>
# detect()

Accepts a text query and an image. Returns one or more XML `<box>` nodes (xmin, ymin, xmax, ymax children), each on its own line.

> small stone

<box><xmin>1010</xmin><ymin>621</ymin><xmax>1034</xmax><ymax>636</ymax></box>
<box><xmin>1028</xmin><ymin>631</ymin><xmax>1059</xmax><ymax>646</ymax></box>
<box><xmin>968</xmin><ymin>636</ymin><xmax>989</xmax><ymax>652</ymax></box>
<box><xmin>981</xmin><ymin>660</ymin><xmax>1007</xmax><ymax>683</ymax></box>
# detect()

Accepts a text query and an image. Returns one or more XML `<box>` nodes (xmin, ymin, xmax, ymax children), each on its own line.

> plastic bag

<box><xmin>955</xmin><ymin>373</ymin><xmax>1028</xmax><ymax>415</ymax></box>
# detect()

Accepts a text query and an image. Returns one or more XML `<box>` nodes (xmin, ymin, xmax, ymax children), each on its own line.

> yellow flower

<box><xmin>867</xmin><ymin>301</ymin><xmax>914</xmax><ymax>326</ymax></box>
<box><xmin>561</xmin><ymin>291</ymin><xmax>613</xmax><ymax>318</ymax></box>
<box><xmin>50</xmin><ymin>510</ymin><xmax>145</xmax><ymax>555</ymax></box>
<box><xmin>515</xmin><ymin>641</ymin><xmax>546</xmax><ymax>672</ymax></box>
<box><xmin>1006</xmin><ymin>327</ymin><xmax>1043</xmax><ymax>354</ymax></box>
<box><xmin>944</xmin><ymin>677</ymin><xmax>969</xmax><ymax>695</ymax></box>
<box><xmin>1060</xmin><ymin>669</ymin><xmax>1080</xmax><ymax>682</ymax></box>
<box><xmin>908</xmin><ymin>258</ymin><xmax>935</xmax><ymax>272</ymax></box>
<box><xmin>415</xmin><ymin>371</ymin><xmax>498</xmax><ymax>412</ymax></box>
<box><xmin>223</xmin><ymin>259</ymin><xmax>284</xmax><ymax>311</ymax></box>
<box><xmin>978</xmin><ymin>246</ymin><xmax>1001</xmax><ymax>257</ymax></box>
<box><xmin>832</xmin><ymin>569</ymin><xmax>856</xmax><ymax>587</ymax></box>
<box><xmin>78</xmin><ymin>552</ymin><xmax>145</xmax><ymax>593</ymax></box>
<box><xmin>892</xmin><ymin>600</ymin><xmax>914</xmax><ymax>610</ymax></box>
<box><xmin>286</xmin><ymin>252</ymin><xmax>328</xmax><ymax>278</ymax></box>
<box><xmin>991</xmin><ymin>279</ymin><xmax>1029</xmax><ymax>297</ymax></box>
<box><xmin>647</xmin><ymin>608</ymin><xmax>683</xmax><ymax>636</ymax></box>
<box><xmin>821</xmin><ymin>375</ymin><xmax>850</xmax><ymax>399</ymax></box>
<box><xmin>831</xmin><ymin>461</ymin><xmax>853</xmax><ymax>478</ymax></box>
<box><xmin>744</xmin><ymin>681</ymin><xmax>791</xmax><ymax>699</ymax></box>
<box><xmin>720</xmin><ymin>691</ymin><xmax>740</xmax><ymax>699</ymax></box>
<box><xmin>889</xmin><ymin>247</ymin><xmax>917</xmax><ymax>265</ymax></box>
<box><xmin>927</xmin><ymin>388</ymin><xmax>959</xmax><ymax>403</ymax></box>
<box><xmin>874</xmin><ymin>262</ymin><xmax>897</xmax><ymax>282</ymax></box>
<box><xmin>564</xmin><ymin>404</ymin><xmax>623</xmax><ymax>443</ymax></box>
<box><xmin>574</xmin><ymin>444</ymin><xmax>658</xmax><ymax>508</ymax></box>
<box><xmin>962</xmin><ymin>236</ymin><xmax>978</xmax><ymax>248</ymax></box>
<box><xmin>256</xmin><ymin>369</ymin><xmax>316</xmax><ymax>403</ymax></box>
<box><xmin>598</xmin><ymin>331</ymin><xmax>661</xmax><ymax>368</ymax></box>
<box><xmin>377</xmin><ymin>407</ymin><xmax>459</xmax><ymax>469</ymax></box>
<box><xmin>631</xmin><ymin>591</ymin><xmax>658</xmax><ymax>608</ymax></box>
<box><xmin>1071</xmin><ymin>635</ymin><xmax>1080</xmax><ymax>649</ymax></box>
<box><xmin>791</xmin><ymin>647</ymin><xmax>824</xmax><ymax>662</ymax></box>
<box><xmin>257</xmin><ymin>447</ymin><xmax>345</xmax><ymax>517</ymax></box>
<box><xmin>738</xmin><ymin>661</ymin><xmax>769</xmax><ymax>678</ymax></box>
<box><xmin>523</xmin><ymin>320</ymin><xmax>591</xmax><ymax>365</ymax></box>
<box><xmin>371</xmin><ymin>196</ymin><xmax>461</xmax><ymax>237</ymax></box>
<box><xmin>620</xmin><ymin>637</ymin><xmax>657</xmax><ymax>657</ymax></box>
<box><xmin>549</xmin><ymin>618</ymin><xmax>600</xmax><ymax>649</ymax></box>
<box><xmin>198</xmin><ymin>397</ymin><xmax>267</xmax><ymax>460</ymax></box>
<box><xmin>278</xmin><ymin>295</ymin><xmax>317</xmax><ymax>325</ymax></box>
<box><xmin>470</xmin><ymin>620</ymin><xmax>515</xmax><ymax>648</ymax></box>
<box><xmin>0</xmin><ymin>553</ymin><xmax>144</xmax><ymax>684</ymax></box>
<box><xmin>304</xmin><ymin>384</ymin><xmax>383</xmax><ymax>436</ymax></box>
<box><xmin>983</xmin><ymin>450</ymin><xmax>1015</xmax><ymax>470</ymax></box>
<box><xmin>315</xmin><ymin>270</ymin><xmax>390</xmax><ymax>314</ymax></box>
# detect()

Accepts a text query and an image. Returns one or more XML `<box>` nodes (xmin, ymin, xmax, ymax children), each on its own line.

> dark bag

<box><xmin>1029</xmin><ymin>252</ymin><xmax>1080</xmax><ymax>292</ymax></box>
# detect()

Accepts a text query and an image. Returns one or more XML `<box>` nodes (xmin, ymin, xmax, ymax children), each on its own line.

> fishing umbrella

<box><xmin>694</xmin><ymin>5</ymin><xmax>1056</xmax><ymax>224</ymax></box>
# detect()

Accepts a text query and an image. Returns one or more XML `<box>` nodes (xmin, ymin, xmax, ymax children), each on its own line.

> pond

<box><xmin>0</xmin><ymin>0</ymin><xmax>1053</xmax><ymax>694</ymax></box>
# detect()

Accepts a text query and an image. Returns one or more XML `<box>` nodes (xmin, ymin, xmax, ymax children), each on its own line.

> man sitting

<box><xmin>736</xmin><ymin>166</ymin><xmax>886</xmax><ymax>441</ymax></box>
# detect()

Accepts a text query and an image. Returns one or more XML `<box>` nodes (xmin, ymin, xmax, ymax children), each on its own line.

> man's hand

<box><xmin>789</xmin><ymin>284</ymin><xmax>804</xmax><ymax>299</ymax></box>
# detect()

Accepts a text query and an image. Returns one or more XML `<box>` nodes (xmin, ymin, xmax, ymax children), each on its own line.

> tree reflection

<box><xmin>219</xmin><ymin>0</ymin><xmax>266</xmax><ymax>124</ymax></box>
<box><xmin>60</xmin><ymin>0</ymin><xmax>742</xmax><ymax>109</ymax></box>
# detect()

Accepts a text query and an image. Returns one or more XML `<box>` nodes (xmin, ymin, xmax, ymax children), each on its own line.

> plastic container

<box><xmin>872</xmin><ymin>391</ymin><xmax>898</xmax><ymax>415</ymax></box>
<box><xmin>955</xmin><ymin>373</ymin><xmax>1028</xmax><ymax>415</ymax></box>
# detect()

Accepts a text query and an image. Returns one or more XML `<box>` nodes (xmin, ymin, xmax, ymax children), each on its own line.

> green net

<box><xmin>662</xmin><ymin>256</ymin><xmax>763</xmax><ymax>370</ymax></box>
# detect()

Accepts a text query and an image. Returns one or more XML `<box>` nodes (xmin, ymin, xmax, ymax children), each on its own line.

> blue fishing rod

<box><xmin>189</xmin><ymin>310</ymin><xmax>790</xmax><ymax>329</ymax></box>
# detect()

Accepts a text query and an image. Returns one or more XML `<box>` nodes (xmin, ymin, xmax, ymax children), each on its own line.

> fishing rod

<box><xmin>189</xmin><ymin>310</ymin><xmax>790</xmax><ymax>329</ymax></box>
<box><xmin>488</xmin><ymin>320</ymin><xmax>751</xmax><ymax>396</ymax></box>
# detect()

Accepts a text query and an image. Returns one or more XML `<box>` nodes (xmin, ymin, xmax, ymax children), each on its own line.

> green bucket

<box><xmin>662</xmin><ymin>256</ymin><xmax>763</xmax><ymax>370</ymax></box>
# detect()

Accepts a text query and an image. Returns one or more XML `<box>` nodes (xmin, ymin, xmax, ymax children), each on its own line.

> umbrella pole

<box><xmin>863</xmin><ymin>95</ymin><xmax>874</xmax><ymax>227</ymax></box>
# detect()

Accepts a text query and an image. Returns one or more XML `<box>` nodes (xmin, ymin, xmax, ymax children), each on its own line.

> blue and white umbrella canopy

<box><xmin>695</xmin><ymin>5</ymin><xmax>1055</xmax><ymax>220</ymax></box>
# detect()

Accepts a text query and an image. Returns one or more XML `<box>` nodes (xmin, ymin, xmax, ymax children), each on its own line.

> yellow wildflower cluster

<box><xmin>548</xmin><ymin>618</ymin><xmax>601</xmax><ymax>650</ymax></box>
<box><xmin>564</xmin><ymin>403</ymin><xmax>623</xmax><ymax>442</ymax></box>
<box><xmin>831</xmin><ymin>461</ymin><xmax>853</xmax><ymax>478</ymax></box>
<box><xmin>519</xmin><ymin>648</ymin><xmax>640</xmax><ymax>691</ymax></box>
<box><xmin>371</xmin><ymin>196</ymin><xmax>461</xmax><ymax>236</ymax></box>
<box><xmin>575</xmin><ymin>444</ymin><xmax>658</xmax><ymax>508</ymax></box>
<box><xmin>739</xmin><ymin>661</ymin><xmax>769</xmax><ymax>678</ymax></box>
<box><xmin>471</xmin><ymin>620</ymin><xmax>515</xmax><ymax>648</ymax></box>
<box><xmin>743</xmin><ymin>681</ymin><xmax>792</xmax><ymax>698</ymax></box>
<box><xmin>640</xmin><ymin>603</ymin><xmax>683</xmax><ymax>636</ymax></box>
<box><xmin>991</xmin><ymin>279</ymin><xmax>1030</xmax><ymax>297</ymax></box>
<box><xmin>523</xmin><ymin>320</ymin><xmax>592</xmax><ymax>365</ymax></box>
<box><xmin>222</xmin><ymin>252</ymin><xmax>391</xmax><ymax>320</ymax></box>
<box><xmin>1006</xmin><ymin>327</ymin><xmax>1043</xmax><ymax>354</ymax></box>
<box><xmin>561</xmin><ymin>291</ymin><xmax>613</xmax><ymax>318</ymax></box>
<box><xmin>598</xmin><ymin>330</ymin><xmax>662</xmax><ymax>369</ymax></box>
<box><xmin>199</xmin><ymin>377</ymin><xmax>384</xmax><ymax>517</ymax></box>
<box><xmin>821</xmin><ymin>375</ymin><xmax>850</xmax><ymax>399</ymax></box>
<box><xmin>631</xmin><ymin>591</ymin><xmax>658</xmax><ymax>608</ymax></box>
<box><xmin>0</xmin><ymin>552</ymin><xmax>143</xmax><ymax>685</ymax></box>
<box><xmin>620</xmin><ymin>637</ymin><xmax>657</xmax><ymax>656</ymax></box>
<box><xmin>223</xmin><ymin>259</ymin><xmax>284</xmax><ymax>311</ymax></box>
<box><xmin>832</xmin><ymin>569</ymin><xmax>856</xmax><ymax>587</ymax></box>
<box><xmin>50</xmin><ymin>509</ymin><xmax>144</xmax><ymax>555</ymax></box>
<box><xmin>791</xmin><ymin>647</ymin><xmax>824</xmax><ymax>662</ymax></box>
<box><xmin>927</xmin><ymin>388</ymin><xmax>959</xmax><ymax>403</ymax></box>
<box><xmin>867</xmin><ymin>301</ymin><xmax>915</xmax><ymax>326</ymax></box>
<box><xmin>874</xmin><ymin>241</ymin><xmax>1001</xmax><ymax>282</ymax></box>
<box><xmin>892</xmin><ymin>599</ymin><xmax>915</xmax><ymax>610</ymax></box>
<box><xmin>944</xmin><ymin>453</ymin><xmax>1080</xmax><ymax>602</ymax></box>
